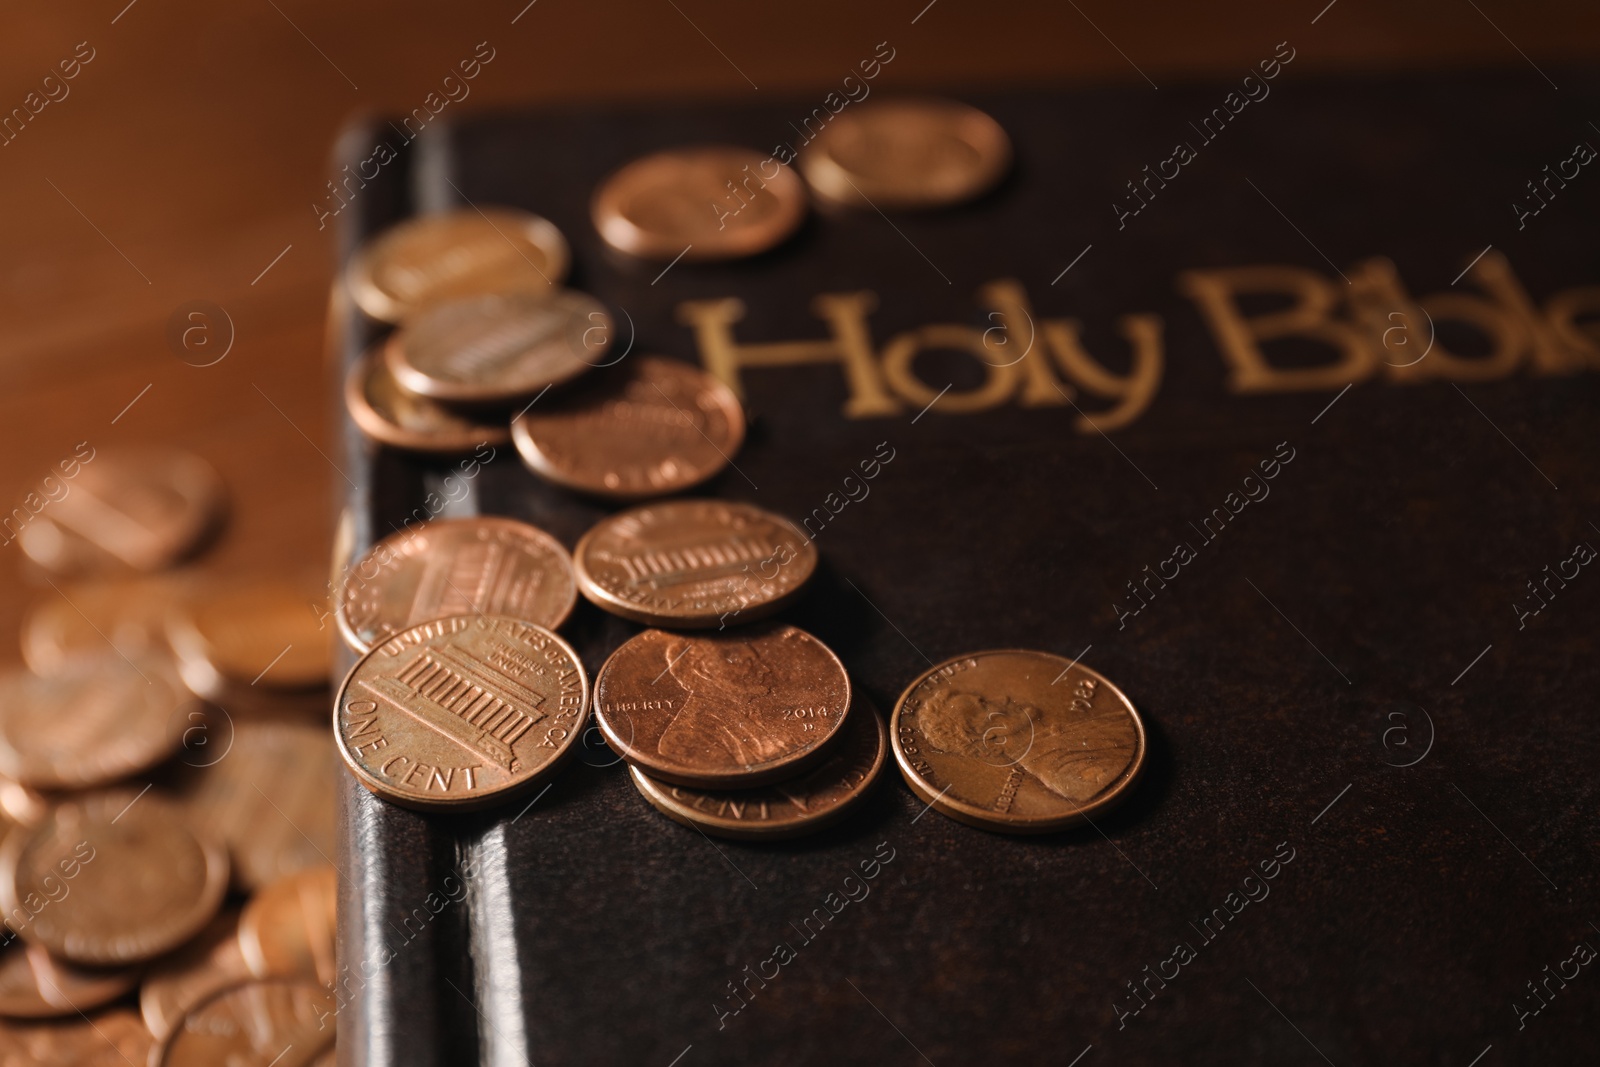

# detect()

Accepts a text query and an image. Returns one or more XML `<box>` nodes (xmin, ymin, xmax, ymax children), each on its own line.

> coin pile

<box><xmin>0</xmin><ymin>447</ymin><xmax>342</xmax><ymax>1063</ymax></box>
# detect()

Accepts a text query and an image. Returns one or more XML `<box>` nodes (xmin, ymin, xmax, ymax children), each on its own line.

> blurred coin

<box><xmin>140</xmin><ymin>909</ymin><xmax>252</xmax><ymax>1041</ymax></box>
<box><xmin>0</xmin><ymin>791</ymin><xmax>228</xmax><ymax>965</ymax></box>
<box><xmin>344</xmin><ymin>346</ymin><xmax>511</xmax><ymax>453</ymax></box>
<box><xmin>573</xmin><ymin>500</ymin><xmax>815</xmax><ymax>628</ymax></box>
<box><xmin>891</xmin><ymin>650</ymin><xmax>1147</xmax><ymax>834</ymax></box>
<box><xmin>346</xmin><ymin>207</ymin><xmax>569</xmax><ymax>322</ymax></box>
<box><xmin>0</xmin><ymin>1007</ymin><xmax>154</xmax><ymax>1066</ymax></box>
<box><xmin>0</xmin><ymin>659</ymin><xmax>196</xmax><ymax>790</ymax></box>
<box><xmin>166</xmin><ymin>577</ymin><xmax>330</xmax><ymax>693</ymax></box>
<box><xmin>800</xmin><ymin>98</ymin><xmax>1011</xmax><ymax>210</ymax></box>
<box><xmin>20</xmin><ymin>575</ymin><xmax>192</xmax><ymax>677</ymax></box>
<box><xmin>150</xmin><ymin>978</ymin><xmax>334</xmax><ymax>1066</ymax></box>
<box><xmin>334</xmin><ymin>614</ymin><xmax>588</xmax><ymax>812</ymax></box>
<box><xmin>630</xmin><ymin>694</ymin><xmax>886</xmax><ymax>839</ymax></box>
<box><xmin>238</xmin><ymin>867</ymin><xmax>336</xmax><ymax>985</ymax></box>
<box><xmin>17</xmin><ymin>447</ymin><xmax>224</xmax><ymax>576</ymax></box>
<box><xmin>593</xmin><ymin>624</ymin><xmax>850</xmax><ymax>788</ymax></box>
<box><xmin>0</xmin><ymin>942</ymin><xmax>139</xmax><ymax>1019</ymax></box>
<box><xmin>511</xmin><ymin>355</ymin><xmax>745</xmax><ymax>500</ymax></box>
<box><xmin>592</xmin><ymin>145</ymin><xmax>807</xmax><ymax>261</ymax></box>
<box><xmin>336</xmin><ymin>516</ymin><xmax>577</xmax><ymax>655</ymax></box>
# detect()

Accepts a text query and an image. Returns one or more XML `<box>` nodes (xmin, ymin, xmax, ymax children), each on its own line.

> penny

<box><xmin>593</xmin><ymin>624</ymin><xmax>851</xmax><ymax>788</ymax></box>
<box><xmin>891</xmin><ymin>650</ymin><xmax>1147</xmax><ymax>834</ymax></box>
<box><xmin>336</xmin><ymin>516</ymin><xmax>577</xmax><ymax>654</ymax></box>
<box><xmin>174</xmin><ymin>722</ymin><xmax>337</xmax><ymax>892</ymax></box>
<box><xmin>344</xmin><ymin>346</ymin><xmax>511</xmax><ymax>453</ymax></box>
<box><xmin>511</xmin><ymin>355</ymin><xmax>746</xmax><ymax>500</ymax></box>
<box><xmin>20</xmin><ymin>575</ymin><xmax>192</xmax><ymax>677</ymax></box>
<box><xmin>238</xmin><ymin>867</ymin><xmax>336</xmax><ymax>985</ymax></box>
<box><xmin>140</xmin><ymin>909</ymin><xmax>253</xmax><ymax>1041</ymax></box>
<box><xmin>17</xmin><ymin>447</ymin><xmax>224</xmax><ymax>576</ymax></box>
<box><xmin>573</xmin><ymin>500</ymin><xmax>816</xmax><ymax>628</ymax></box>
<box><xmin>592</xmin><ymin>145</ymin><xmax>808</xmax><ymax>261</ymax></box>
<box><xmin>800</xmin><ymin>98</ymin><xmax>1012</xmax><ymax>210</ymax></box>
<box><xmin>0</xmin><ymin>942</ymin><xmax>138</xmax><ymax>1019</ymax></box>
<box><xmin>0</xmin><ymin>1007</ymin><xmax>154</xmax><ymax>1066</ymax></box>
<box><xmin>0</xmin><ymin>659</ymin><xmax>196</xmax><ymax>790</ymax></box>
<box><xmin>0</xmin><ymin>791</ymin><xmax>229</xmax><ymax>965</ymax></box>
<box><xmin>630</xmin><ymin>695</ymin><xmax>886</xmax><ymax>839</ymax></box>
<box><xmin>335</xmin><ymin>614</ymin><xmax>589</xmax><ymax>811</ymax></box>
<box><xmin>346</xmin><ymin>207</ymin><xmax>570</xmax><ymax>322</ymax></box>
<box><xmin>385</xmin><ymin>290</ymin><xmax>610</xmax><ymax>403</ymax></box>
<box><xmin>150</xmin><ymin>978</ymin><xmax>334</xmax><ymax>1067</ymax></box>
<box><xmin>166</xmin><ymin>577</ymin><xmax>330</xmax><ymax>693</ymax></box>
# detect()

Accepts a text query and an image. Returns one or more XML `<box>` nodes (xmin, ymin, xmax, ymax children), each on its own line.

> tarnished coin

<box><xmin>511</xmin><ymin>355</ymin><xmax>746</xmax><ymax>500</ymax></box>
<box><xmin>17</xmin><ymin>447</ymin><xmax>224</xmax><ymax>576</ymax></box>
<box><xmin>630</xmin><ymin>695</ymin><xmax>886</xmax><ymax>839</ymax></box>
<box><xmin>385</xmin><ymin>290</ymin><xmax>609</xmax><ymax>404</ymax></box>
<box><xmin>140</xmin><ymin>909</ymin><xmax>253</xmax><ymax>1041</ymax></box>
<box><xmin>0</xmin><ymin>792</ymin><xmax>228</xmax><ymax>965</ymax></box>
<box><xmin>0</xmin><ymin>1007</ymin><xmax>154</xmax><ymax>1066</ymax></box>
<box><xmin>574</xmin><ymin>500</ymin><xmax>816</xmax><ymax>628</ymax></box>
<box><xmin>335</xmin><ymin>615</ymin><xmax>589</xmax><ymax>811</ymax></box>
<box><xmin>800</xmin><ymin>98</ymin><xmax>1012</xmax><ymax>210</ymax></box>
<box><xmin>344</xmin><ymin>346</ymin><xmax>511</xmax><ymax>453</ymax></box>
<box><xmin>592</xmin><ymin>145</ymin><xmax>808</xmax><ymax>261</ymax></box>
<box><xmin>166</xmin><ymin>577</ymin><xmax>330</xmax><ymax>694</ymax></box>
<box><xmin>0</xmin><ymin>659</ymin><xmax>196</xmax><ymax>790</ymax></box>
<box><xmin>346</xmin><ymin>207</ymin><xmax>570</xmax><ymax>322</ymax></box>
<box><xmin>0</xmin><ymin>942</ymin><xmax>139</xmax><ymax>1019</ymax></box>
<box><xmin>238</xmin><ymin>867</ymin><xmax>336</xmax><ymax>985</ymax></box>
<box><xmin>891</xmin><ymin>650</ymin><xmax>1147</xmax><ymax>834</ymax></box>
<box><xmin>151</xmin><ymin>978</ymin><xmax>334</xmax><ymax>1067</ymax></box>
<box><xmin>174</xmin><ymin>722</ymin><xmax>337</xmax><ymax>892</ymax></box>
<box><xmin>20</xmin><ymin>575</ymin><xmax>192</xmax><ymax>676</ymax></box>
<box><xmin>593</xmin><ymin>624</ymin><xmax>850</xmax><ymax>788</ymax></box>
<box><xmin>336</xmin><ymin>517</ymin><xmax>577</xmax><ymax>654</ymax></box>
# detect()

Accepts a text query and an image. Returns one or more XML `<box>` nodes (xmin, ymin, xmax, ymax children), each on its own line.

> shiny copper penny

<box><xmin>593</xmin><ymin>624</ymin><xmax>850</xmax><ymax>788</ymax></box>
<box><xmin>0</xmin><ymin>659</ymin><xmax>196</xmax><ymax>790</ymax></box>
<box><xmin>592</xmin><ymin>145</ymin><xmax>808</xmax><ymax>261</ymax></box>
<box><xmin>166</xmin><ymin>577</ymin><xmax>330</xmax><ymax>693</ymax></box>
<box><xmin>0</xmin><ymin>942</ymin><xmax>139</xmax><ymax>1019</ymax></box>
<box><xmin>151</xmin><ymin>978</ymin><xmax>334</xmax><ymax>1067</ymax></box>
<box><xmin>174</xmin><ymin>722</ymin><xmax>337</xmax><ymax>892</ymax></box>
<box><xmin>574</xmin><ymin>500</ymin><xmax>816</xmax><ymax>628</ymax></box>
<box><xmin>0</xmin><ymin>1007</ymin><xmax>154</xmax><ymax>1065</ymax></box>
<box><xmin>344</xmin><ymin>346</ymin><xmax>511</xmax><ymax>453</ymax></box>
<box><xmin>20</xmin><ymin>575</ymin><xmax>192</xmax><ymax>677</ymax></box>
<box><xmin>891</xmin><ymin>650</ymin><xmax>1147</xmax><ymax>834</ymax></box>
<box><xmin>346</xmin><ymin>207</ymin><xmax>570</xmax><ymax>322</ymax></box>
<box><xmin>336</xmin><ymin>516</ymin><xmax>577</xmax><ymax>655</ymax></box>
<box><xmin>630</xmin><ymin>695</ymin><xmax>886</xmax><ymax>839</ymax></box>
<box><xmin>0</xmin><ymin>792</ymin><xmax>228</xmax><ymax>965</ymax></box>
<box><xmin>140</xmin><ymin>909</ymin><xmax>253</xmax><ymax>1041</ymax></box>
<box><xmin>17</xmin><ymin>447</ymin><xmax>224</xmax><ymax>576</ymax></box>
<box><xmin>335</xmin><ymin>615</ymin><xmax>589</xmax><ymax>811</ymax></box>
<box><xmin>511</xmin><ymin>355</ymin><xmax>746</xmax><ymax>500</ymax></box>
<box><xmin>238</xmin><ymin>866</ymin><xmax>336</xmax><ymax>985</ymax></box>
<box><xmin>800</xmin><ymin>98</ymin><xmax>1012</xmax><ymax>210</ymax></box>
<box><xmin>385</xmin><ymin>290</ymin><xmax>610</xmax><ymax>404</ymax></box>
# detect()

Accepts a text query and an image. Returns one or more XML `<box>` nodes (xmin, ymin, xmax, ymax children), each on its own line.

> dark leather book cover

<box><xmin>331</xmin><ymin>69</ymin><xmax>1600</xmax><ymax>1066</ymax></box>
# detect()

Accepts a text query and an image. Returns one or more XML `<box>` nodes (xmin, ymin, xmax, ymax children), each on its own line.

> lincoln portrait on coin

<box><xmin>917</xmin><ymin>689</ymin><xmax>1136</xmax><ymax>804</ymax></box>
<box><xmin>656</xmin><ymin>636</ymin><xmax>793</xmax><ymax>765</ymax></box>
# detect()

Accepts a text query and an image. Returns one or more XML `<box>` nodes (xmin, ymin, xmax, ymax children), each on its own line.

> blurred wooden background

<box><xmin>0</xmin><ymin>0</ymin><xmax>1594</xmax><ymax>653</ymax></box>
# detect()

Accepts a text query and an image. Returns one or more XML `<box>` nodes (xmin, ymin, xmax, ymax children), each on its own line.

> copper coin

<box><xmin>140</xmin><ymin>909</ymin><xmax>253</xmax><ymax>1041</ymax></box>
<box><xmin>593</xmin><ymin>624</ymin><xmax>851</xmax><ymax>788</ymax></box>
<box><xmin>17</xmin><ymin>447</ymin><xmax>224</xmax><ymax>576</ymax></box>
<box><xmin>20</xmin><ymin>575</ymin><xmax>193</xmax><ymax>677</ymax></box>
<box><xmin>336</xmin><ymin>516</ymin><xmax>577</xmax><ymax>655</ymax></box>
<box><xmin>344</xmin><ymin>346</ymin><xmax>511</xmax><ymax>453</ymax></box>
<box><xmin>166</xmin><ymin>577</ymin><xmax>330</xmax><ymax>693</ymax></box>
<box><xmin>174</xmin><ymin>722</ymin><xmax>337</xmax><ymax>892</ymax></box>
<box><xmin>800</xmin><ymin>98</ymin><xmax>1012</xmax><ymax>210</ymax></box>
<box><xmin>592</xmin><ymin>145</ymin><xmax>808</xmax><ymax>261</ymax></box>
<box><xmin>150</xmin><ymin>978</ymin><xmax>334</xmax><ymax>1066</ymax></box>
<box><xmin>238</xmin><ymin>866</ymin><xmax>336</xmax><ymax>986</ymax></box>
<box><xmin>573</xmin><ymin>500</ymin><xmax>816</xmax><ymax>628</ymax></box>
<box><xmin>0</xmin><ymin>791</ymin><xmax>228</xmax><ymax>965</ymax></box>
<box><xmin>891</xmin><ymin>650</ymin><xmax>1147</xmax><ymax>834</ymax></box>
<box><xmin>630</xmin><ymin>695</ymin><xmax>886</xmax><ymax>839</ymax></box>
<box><xmin>384</xmin><ymin>290</ymin><xmax>610</xmax><ymax>403</ymax></box>
<box><xmin>335</xmin><ymin>614</ymin><xmax>589</xmax><ymax>811</ymax></box>
<box><xmin>0</xmin><ymin>659</ymin><xmax>197</xmax><ymax>790</ymax></box>
<box><xmin>511</xmin><ymin>355</ymin><xmax>746</xmax><ymax>500</ymax></box>
<box><xmin>346</xmin><ymin>207</ymin><xmax>570</xmax><ymax>322</ymax></box>
<box><xmin>0</xmin><ymin>942</ymin><xmax>139</xmax><ymax>1019</ymax></box>
<box><xmin>0</xmin><ymin>1007</ymin><xmax>154</xmax><ymax>1066</ymax></box>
